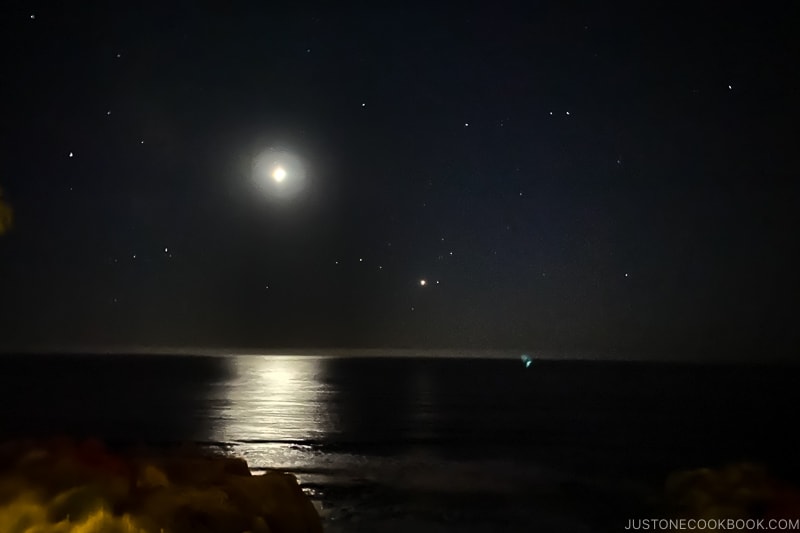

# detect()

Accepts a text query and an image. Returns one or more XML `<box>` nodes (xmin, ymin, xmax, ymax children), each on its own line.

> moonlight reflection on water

<box><xmin>219</xmin><ymin>356</ymin><xmax>332</xmax><ymax>443</ymax></box>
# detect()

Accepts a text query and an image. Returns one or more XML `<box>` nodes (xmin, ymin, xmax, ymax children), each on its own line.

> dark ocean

<box><xmin>0</xmin><ymin>353</ymin><xmax>798</xmax><ymax>532</ymax></box>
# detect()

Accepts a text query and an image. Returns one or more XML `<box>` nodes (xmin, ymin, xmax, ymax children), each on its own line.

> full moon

<box><xmin>252</xmin><ymin>148</ymin><xmax>307</xmax><ymax>200</ymax></box>
<box><xmin>272</xmin><ymin>166</ymin><xmax>287</xmax><ymax>182</ymax></box>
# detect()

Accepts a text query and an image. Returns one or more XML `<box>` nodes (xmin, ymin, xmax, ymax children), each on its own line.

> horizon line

<box><xmin>0</xmin><ymin>345</ymin><xmax>796</xmax><ymax>365</ymax></box>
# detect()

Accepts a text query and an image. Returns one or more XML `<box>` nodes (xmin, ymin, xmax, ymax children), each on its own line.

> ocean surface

<box><xmin>0</xmin><ymin>353</ymin><xmax>799</xmax><ymax>531</ymax></box>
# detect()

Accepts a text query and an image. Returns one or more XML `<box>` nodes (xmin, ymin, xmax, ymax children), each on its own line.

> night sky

<box><xmin>0</xmin><ymin>2</ymin><xmax>797</xmax><ymax>358</ymax></box>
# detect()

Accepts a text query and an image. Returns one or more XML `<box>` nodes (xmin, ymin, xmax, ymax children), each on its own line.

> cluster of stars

<box><xmin>31</xmin><ymin>10</ymin><xmax>650</xmax><ymax>318</ymax></box>
<box><xmin>29</xmin><ymin>8</ymin><xmax>740</xmax><ymax>185</ymax></box>
<box><xmin>114</xmin><ymin>247</ymin><xmax>175</xmax><ymax>263</ymax></box>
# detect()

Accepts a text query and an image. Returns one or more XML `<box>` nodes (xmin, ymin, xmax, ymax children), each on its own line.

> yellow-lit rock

<box><xmin>665</xmin><ymin>462</ymin><xmax>800</xmax><ymax>520</ymax></box>
<box><xmin>0</xmin><ymin>438</ymin><xmax>322</xmax><ymax>533</ymax></box>
<box><xmin>48</xmin><ymin>485</ymin><xmax>110</xmax><ymax>523</ymax></box>
<box><xmin>136</xmin><ymin>485</ymin><xmax>246</xmax><ymax>533</ymax></box>
<box><xmin>136</xmin><ymin>465</ymin><xmax>169</xmax><ymax>490</ymax></box>
<box><xmin>0</xmin><ymin>493</ymin><xmax>49</xmax><ymax>533</ymax></box>
<box><xmin>0</xmin><ymin>186</ymin><xmax>12</xmax><ymax>235</ymax></box>
<box><xmin>224</xmin><ymin>472</ymin><xmax>322</xmax><ymax>533</ymax></box>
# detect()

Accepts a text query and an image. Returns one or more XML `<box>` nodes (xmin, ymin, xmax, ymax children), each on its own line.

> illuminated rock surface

<box><xmin>665</xmin><ymin>462</ymin><xmax>800</xmax><ymax>520</ymax></box>
<box><xmin>0</xmin><ymin>438</ymin><xmax>322</xmax><ymax>533</ymax></box>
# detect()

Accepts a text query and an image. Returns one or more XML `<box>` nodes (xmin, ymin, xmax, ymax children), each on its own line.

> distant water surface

<box><xmin>0</xmin><ymin>354</ymin><xmax>798</xmax><ymax>531</ymax></box>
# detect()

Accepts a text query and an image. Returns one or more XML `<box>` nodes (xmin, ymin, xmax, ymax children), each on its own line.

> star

<box><xmin>419</xmin><ymin>279</ymin><xmax>427</xmax><ymax>286</ymax></box>
<box><xmin>728</xmin><ymin>84</ymin><xmax>733</xmax><ymax>90</ymax></box>
<box><xmin>164</xmin><ymin>247</ymin><xmax>169</xmax><ymax>253</ymax></box>
<box><xmin>565</xmin><ymin>111</ymin><xmax>570</xmax><ymax>116</ymax></box>
<box><xmin>132</xmin><ymin>254</ymin><xmax>137</xmax><ymax>259</ymax></box>
<box><xmin>464</xmin><ymin>122</ymin><xmax>469</xmax><ymax>127</ymax></box>
<box><xmin>549</xmin><ymin>111</ymin><xmax>553</xmax><ymax>115</ymax></box>
<box><xmin>624</xmin><ymin>273</ymin><xmax>629</xmax><ymax>277</ymax></box>
<box><xmin>116</xmin><ymin>53</ymin><xmax>121</xmax><ymax>58</ymax></box>
<box><xmin>30</xmin><ymin>14</ymin><xmax>35</xmax><ymax>20</ymax></box>
<box><xmin>359</xmin><ymin>258</ymin><xmax>363</xmax><ymax>262</ymax></box>
<box><xmin>361</xmin><ymin>103</ymin><xmax>366</xmax><ymax>107</ymax></box>
<box><xmin>68</xmin><ymin>152</ymin><xmax>74</xmax><ymax>158</ymax></box>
